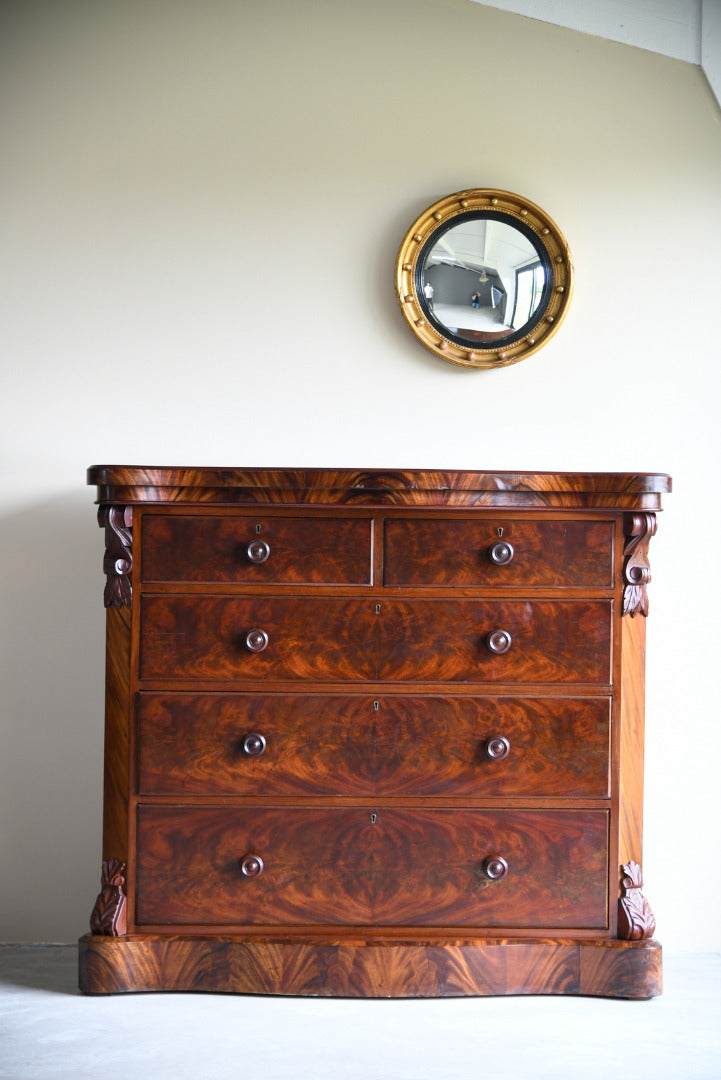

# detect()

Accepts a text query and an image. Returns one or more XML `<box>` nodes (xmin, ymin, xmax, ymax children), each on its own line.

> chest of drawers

<box><xmin>79</xmin><ymin>467</ymin><xmax>670</xmax><ymax>998</ymax></box>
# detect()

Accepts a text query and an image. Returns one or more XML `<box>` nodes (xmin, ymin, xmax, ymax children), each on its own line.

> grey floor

<box><xmin>1</xmin><ymin>946</ymin><xmax>720</xmax><ymax>1080</ymax></box>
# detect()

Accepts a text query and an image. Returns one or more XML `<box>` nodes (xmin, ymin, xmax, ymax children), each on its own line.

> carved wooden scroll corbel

<box><xmin>618</xmin><ymin>861</ymin><xmax>656</xmax><ymax>940</ymax></box>
<box><xmin>622</xmin><ymin>512</ymin><xmax>656</xmax><ymax>617</ymax></box>
<box><xmin>89</xmin><ymin>859</ymin><xmax>127</xmax><ymax>936</ymax></box>
<box><xmin>98</xmin><ymin>505</ymin><xmax>133</xmax><ymax>608</ymax></box>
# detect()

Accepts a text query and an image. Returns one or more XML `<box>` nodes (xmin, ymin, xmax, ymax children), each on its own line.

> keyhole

<box><xmin>255</xmin><ymin>524</ymin><xmax>262</xmax><ymax>533</ymax></box>
<box><xmin>370</xmin><ymin>813</ymin><xmax>377</xmax><ymax>825</ymax></box>
<box><xmin>497</xmin><ymin>526</ymin><xmax>504</xmax><ymax>537</ymax></box>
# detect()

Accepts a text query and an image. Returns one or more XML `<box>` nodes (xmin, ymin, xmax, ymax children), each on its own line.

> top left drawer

<box><xmin>141</xmin><ymin>515</ymin><xmax>374</xmax><ymax>585</ymax></box>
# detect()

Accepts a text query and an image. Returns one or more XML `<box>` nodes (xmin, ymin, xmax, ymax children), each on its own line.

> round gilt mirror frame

<box><xmin>395</xmin><ymin>189</ymin><xmax>573</xmax><ymax>369</ymax></box>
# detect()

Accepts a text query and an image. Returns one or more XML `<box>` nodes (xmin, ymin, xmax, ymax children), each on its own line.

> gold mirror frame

<box><xmin>395</xmin><ymin>189</ymin><xmax>573</xmax><ymax>369</ymax></box>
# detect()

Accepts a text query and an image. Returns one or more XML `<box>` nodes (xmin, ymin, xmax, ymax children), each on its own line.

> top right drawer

<box><xmin>383</xmin><ymin>518</ymin><xmax>614</xmax><ymax>588</ymax></box>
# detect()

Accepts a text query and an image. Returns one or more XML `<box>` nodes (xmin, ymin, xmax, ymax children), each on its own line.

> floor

<box><xmin>1</xmin><ymin>946</ymin><xmax>720</xmax><ymax>1080</ymax></box>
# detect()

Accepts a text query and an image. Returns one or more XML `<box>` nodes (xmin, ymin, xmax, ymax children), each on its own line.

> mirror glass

<box><xmin>395</xmin><ymin>190</ymin><xmax>572</xmax><ymax>369</ymax></box>
<box><xmin>418</xmin><ymin>214</ymin><xmax>550</xmax><ymax>347</ymax></box>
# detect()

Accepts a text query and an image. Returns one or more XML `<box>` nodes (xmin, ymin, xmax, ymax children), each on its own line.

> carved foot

<box><xmin>90</xmin><ymin>859</ymin><xmax>127</xmax><ymax>936</ymax></box>
<box><xmin>618</xmin><ymin>861</ymin><xmax>656</xmax><ymax>940</ymax></box>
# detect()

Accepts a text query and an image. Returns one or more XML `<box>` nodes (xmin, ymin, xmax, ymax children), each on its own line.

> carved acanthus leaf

<box><xmin>90</xmin><ymin>858</ymin><xmax>127</xmax><ymax>936</ymax></box>
<box><xmin>618</xmin><ymin>861</ymin><xmax>656</xmax><ymax>940</ymax></box>
<box><xmin>622</xmin><ymin>513</ymin><xmax>657</xmax><ymax>618</ymax></box>
<box><xmin>98</xmin><ymin>505</ymin><xmax>133</xmax><ymax>608</ymax></box>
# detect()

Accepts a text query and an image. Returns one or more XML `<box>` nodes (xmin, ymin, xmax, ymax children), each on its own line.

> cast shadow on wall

<box><xmin>0</xmin><ymin>491</ymin><xmax>105</xmax><ymax>950</ymax></box>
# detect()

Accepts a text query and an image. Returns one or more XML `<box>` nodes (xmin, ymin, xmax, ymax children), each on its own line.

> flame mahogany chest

<box><xmin>79</xmin><ymin>466</ymin><xmax>670</xmax><ymax>998</ymax></box>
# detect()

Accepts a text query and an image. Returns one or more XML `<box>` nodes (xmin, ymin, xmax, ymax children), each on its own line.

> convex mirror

<box><xmin>395</xmin><ymin>189</ymin><xmax>573</xmax><ymax>368</ymax></box>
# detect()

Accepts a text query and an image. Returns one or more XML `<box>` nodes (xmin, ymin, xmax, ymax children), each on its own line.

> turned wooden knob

<box><xmin>483</xmin><ymin>854</ymin><xmax>509</xmax><ymax>881</ymax></box>
<box><xmin>245</xmin><ymin>629</ymin><xmax>269</xmax><ymax>653</ymax></box>
<box><xmin>486</xmin><ymin>629</ymin><xmax>512</xmax><ymax>654</ymax></box>
<box><xmin>485</xmin><ymin>736</ymin><xmax>510</xmax><ymax>761</ymax></box>
<box><xmin>239</xmin><ymin>854</ymin><xmax>264</xmax><ymax>878</ymax></box>
<box><xmin>242</xmin><ymin>733</ymin><xmax>267</xmax><ymax>757</ymax></box>
<box><xmin>489</xmin><ymin>540</ymin><xmax>514</xmax><ymax>565</ymax></box>
<box><xmin>246</xmin><ymin>539</ymin><xmax>270</xmax><ymax>564</ymax></box>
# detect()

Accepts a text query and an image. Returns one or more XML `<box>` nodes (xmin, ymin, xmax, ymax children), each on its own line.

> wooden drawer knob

<box><xmin>489</xmin><ymin>540</ymin><xmax>514</xmax><ymax>565</ymax></box>
<box><xmin>239</xmin><ymin>854</ymin><xmax>264</xmax><ymax>878</ymax></box>
<box><xmin>242</xmin><ymin>733</ymin><xmax>267</xmax><ymax>757</ymax></box>
<box><xmin>485</xmin><ymin>735</ymin><xmax>510</xmax><ymax>761</ymax></box>
<box><xmin>486</xmin><ymin>629</ymin><xmax>512</xmax><ymax>654</ymax></box>
<box><xmin>245</xmin><ymin>629</ymin><xmax>269</xmax><ymax>653</ymax></box>
<box><xmin>246</xmin><ymin>539</ymin><xmax>270</xmax><ymax>564</ymax></box>
<box><xmin>483</xmin><ymin>854</ymin><xmax>509</xmax><ymax>881</ymax></box>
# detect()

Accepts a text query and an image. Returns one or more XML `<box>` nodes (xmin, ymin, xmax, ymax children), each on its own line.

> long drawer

<box><xmin>384</xmin><ymin>518</ymin><xmax>614</xmax><ymax>587</ymax></box>
<box><xmin>139</xmin><ymin>597</ymin><xmax>612</xmax><ymax>684</ymax></box>
<box><xmin>137</xmin><ymin>693</ymin><xmax>611</xmax><ymax>797</ymax></box>
<box><xmin>141</xmin><ymin>515</ymin><xmax>374</xmax><ymax>585</ymax></box>
<box><xmin>135</xmin><ymin>806</ymin><xmax>609</xmax><ymax>929</ymax></box>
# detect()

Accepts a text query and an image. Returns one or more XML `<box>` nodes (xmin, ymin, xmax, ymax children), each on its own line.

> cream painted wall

<box><xmin>2</xmin><ymin>0</ymin><xmax>720</xmax><ymax>948</ymax></box>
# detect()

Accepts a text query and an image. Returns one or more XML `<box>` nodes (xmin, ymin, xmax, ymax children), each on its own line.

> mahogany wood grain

<box><xmin>135</xmin><ymin>806</ymin><xmax>608</xmax><ymax>929</ymax></box>
<box><xmin>79</xmin><ymin>934</ymin><xmax>662</xmax><ymax>998</ymax></box>
<box><xmin>139</xmin><ymin>596</ymin><xmax>378</xmax><ymax>682</ymax></box>
<box><xmin>102</xmin><ymin>606</ymin><xmax>131</xmax><ymax>864</ymax></box>
<box><xmin>384</xmin><ymin>518</ymin><xmax>614</xmax><ymax>588</ymax></box>
<box><xmin>139</xmin><ymin>597</ymin><xmax>611</xmax><ymax>684</ymax></box>
<box><xmin>88</xmin><ymin>467</ymin><xmax>672</xmax><ymax>511</ymax></box>
<box><xmin>619</xmin><ymin>614</ymin><xmax>647</xmax><ymax>868</ymax></box>
<box><xmin>377</xmin><ymin>600</ymin><xmax>612</xmax><ymax>684</ymax></box>
<box><xmin>141</xmin><ymin>515</ymin><xmax>373</xmax><ymax>585</ymax></box>
<box><xmin>83</xmin><ymin>466</ymin><xmax>669</xmax><ymax>1000</ymax></box>
<box><xmin>136</xmin><ymin>693</ymin><xmax>611</xmax><ymax>798</ymax></box>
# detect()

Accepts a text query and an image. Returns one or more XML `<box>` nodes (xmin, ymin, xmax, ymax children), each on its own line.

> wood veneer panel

<box><xmin>139</xmin><ymin>597</ymin><xmax>612</xmax><ymax>685</ymax></box>
<box><xmin>138</xmin><ymin>693</ymin><xmax>375</xmax><ymax>797</ymax></box>
<box><xmin>142</xmin><ymin>515</ymin><xmax>373</xmax><ymax>585</ymax></box>
<box><xmin>619</xmin><ymin>613</ymin><xmax>646</xmax><ymax>867</ymax></box>
<box><xmin>384</xmin><ymin>519</ymin><xmax>613</xmax><ymax>588</ymax></box>
<box><xmin>137</xmin><ymin>693</ymin><xmax>611</xmax><ymax>798</ymax></box>
<box><xmin>139</xmin><ymin>596</ymin><xmax>378</xmax><ymax>682</ymax></box>
<box><xmin>378</xmin><ymin>601</ymin><xmax>612</xmax><ymax>684</ymax></box>
<box><xmin>79</xmin><ymin>935</ymin><xmax>662</xmax><ymax>998</ymax></box>
<box><xmin>102</xmin><ymin>605</ymin><xmax>131</xmax><ymax>862</ymax></box>
<box><xmin>135</xmin><ymin>807</ymin><xmax>609</xmax><ymax>929</ymax></box>
<box><xmin>88</xmin><ymin>466</ymin><xmax>671</xmax><ymax>511</ymax></box>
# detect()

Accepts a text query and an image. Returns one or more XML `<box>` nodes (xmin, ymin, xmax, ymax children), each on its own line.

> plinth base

<box><xmin>78</xmin><ymin>934</ymin><xmax>662</xmax><ymax>999</ymax></box>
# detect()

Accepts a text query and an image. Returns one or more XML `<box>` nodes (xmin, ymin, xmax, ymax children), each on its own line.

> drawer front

<box><xmin>378</xmin><ymin>600</ymin><xmax>612</xmax><ymax>684</ymax></box>
<box><xmin>135</xmin><ymin>807</ymin><xmax>609</xmax><ymax>929</ymax></box>
<box><xmin>139</xmin><ymin>596</ymin><xmax>378</xmax><ymax>682</ymax></box>
<box><xmin>384</xmin><ymin>518</ymin><xmax>614</xmax><ymax>587</ymax></box>
<box><xmin>137</xmin><ymin>693</ymin><xmax>611</xmax><ymax>798</ymax></box>
<box><xmin>141</xmin><ymin>515</ymin><xmax>373</xmax><ymax>585</ymax></box>
<box><xmin>140</xmin><ymin>597</ymin><xmax>612</xmax><ymax>684</ymax></box>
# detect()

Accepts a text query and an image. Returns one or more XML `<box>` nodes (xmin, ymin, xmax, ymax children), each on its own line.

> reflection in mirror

<box><xmin>396</xmin><ymin>190</ymin><xmax>573</xmax><ymax>369</ymax></box>
<box><xmin>420</xmin><ymin>216</ymin><xmax>549</xmax><ymax>346</ymax></box>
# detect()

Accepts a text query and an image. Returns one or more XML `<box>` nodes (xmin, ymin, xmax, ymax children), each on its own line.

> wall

<box><xmin>1</xmin><ymin>0</ymin><xmax>720</xmax><ymax>948</ymax></box>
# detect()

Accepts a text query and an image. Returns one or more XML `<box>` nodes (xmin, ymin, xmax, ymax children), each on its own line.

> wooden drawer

<box><xmin>141</xmin><ymin>515</ymin><xmax>373</xmax><ymax>585</ymax></box>
<box><xmin>384</xmin><ymin>518</ymin><xmax>614</xmax><ymax>587</ymax></box>
<box><xmin>135</xmin><ymin>806</ymin><xmax>609</xmax><ymax>929</ymax></box>
<box><xmin>139</xmin><ymin>597</ymin><xmax>612</xmax><ymax>684</ymax></box>
<box><xmin>137</xmin><ymin>693</ymin><xmax>611</xmax><ymax>798</ymax></box>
